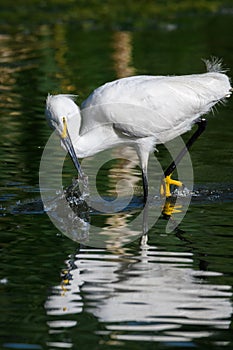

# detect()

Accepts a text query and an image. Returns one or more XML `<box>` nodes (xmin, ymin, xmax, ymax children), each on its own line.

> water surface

<box><xmin>1</xmin><ymin>12</ymin><xmax>233</xmax><ymax>350</ymax></box>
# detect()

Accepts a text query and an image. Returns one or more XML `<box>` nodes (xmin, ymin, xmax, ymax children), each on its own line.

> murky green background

<box><xmin>0</xmin><ymin>2</ymin><xmax>233</xmax><ymax>349</ymax></box>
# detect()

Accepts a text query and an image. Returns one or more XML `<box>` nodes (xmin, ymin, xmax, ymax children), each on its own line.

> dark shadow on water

<box><xmin>10</xmin><ymin>182</ymin><xmax>233</xmax><ymax>214</ymax></box>
<box><xmin>8</xmin><ymin>182</ymin><xmax>233</xmax><ymax>248</ymax></box>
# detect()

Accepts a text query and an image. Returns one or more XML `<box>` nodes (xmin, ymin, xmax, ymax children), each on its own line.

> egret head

<box><xmin>45</xmin><ymin>94</ymin><xmax>83</xmax><ymax>178</ymax></box>
<box><xmin>45</xmin><ymin>94</ymin><xmax>80</xmax><ymax>133</ymax></box>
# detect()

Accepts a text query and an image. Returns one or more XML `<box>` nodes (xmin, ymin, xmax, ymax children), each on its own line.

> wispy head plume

<box><xmin>202</xmin><ymin>57</ymin><xmax>228</xmax><ymax>73</ymax></box>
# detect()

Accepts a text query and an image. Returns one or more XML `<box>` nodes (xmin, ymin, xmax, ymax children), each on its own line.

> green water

<box><xmin>1</xmin><ymin>4</ymin><xmax>233</xmax><ymax>350</ymax></box>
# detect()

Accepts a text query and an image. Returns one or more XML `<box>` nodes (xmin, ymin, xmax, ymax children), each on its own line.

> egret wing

<box><xmin>80</xmin><ymin>73</ymin><xmax>230</xmax><ymax>141</ymax></box>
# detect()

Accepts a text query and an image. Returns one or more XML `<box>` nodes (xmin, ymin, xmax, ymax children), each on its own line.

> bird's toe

<box><xmin>160</xmin><ymin>174</ymin><xmax>183</xmax><ymax>197</ymax></box>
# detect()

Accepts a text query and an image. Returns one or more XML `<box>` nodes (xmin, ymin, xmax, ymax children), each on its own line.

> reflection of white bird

<box><xmin>45</xmin><ymin>58</ymin><xmax>232</xmax><ymax>201</ymax></box>
<box><xmin>45</xmin><ymin>246</ymin><xmax>232</xmax><ymax>343</ymax></box>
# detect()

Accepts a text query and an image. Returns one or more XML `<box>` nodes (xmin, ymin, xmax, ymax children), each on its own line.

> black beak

<box><xmin>60</xmin><ymin>117</ymin><xmax>84</xmax><ymax>179</ymax></box>
<box><xmin>61</xmin><ymin>135</ymin><xmax>84</xmax><ymax>179</ymax></box>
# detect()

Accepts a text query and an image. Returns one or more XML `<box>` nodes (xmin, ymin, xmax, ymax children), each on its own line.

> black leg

<box><xmin>164</xmin><ymin>118</ymin><xmax>207</xmax><ymax>177</ymax></box>
<box><xmin>142</xmin><ymin>170</ymin><xmax>149</xmax><ymax>204</ymax></box>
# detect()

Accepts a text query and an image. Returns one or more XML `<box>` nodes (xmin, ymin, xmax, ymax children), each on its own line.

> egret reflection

<box><xmin>45</xmin><ymin>242</ymin><xmax>232</xmax><ymax>346</ymax></box>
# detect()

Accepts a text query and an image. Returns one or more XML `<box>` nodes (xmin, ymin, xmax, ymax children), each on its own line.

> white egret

<box><xmin>45</xmin><ymin>58</ymin><xmax>232</xmax><ymax>202</ymax></box>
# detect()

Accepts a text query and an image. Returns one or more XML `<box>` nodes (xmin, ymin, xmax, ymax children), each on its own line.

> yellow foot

<box><xmin>162</xmin><ymin>199</ymin><xmax>182</xmax><ymax>217</ymax></box>
<box><xmin>160</xmin><ymin>174</ymin><xmax>183</xmax><ymax>197</ymax></box>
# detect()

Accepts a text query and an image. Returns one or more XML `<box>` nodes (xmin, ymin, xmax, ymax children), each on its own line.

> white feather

<box><xmin>45</xmin><ymin>60</ymin><xmax>232</xmax><ymax>197</ymax></box>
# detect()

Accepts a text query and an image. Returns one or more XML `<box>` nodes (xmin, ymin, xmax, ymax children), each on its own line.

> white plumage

<box><xmin>45</xmin><ymin>59</ymin><xmax>232</xmax><ymax>200</ymax></box>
